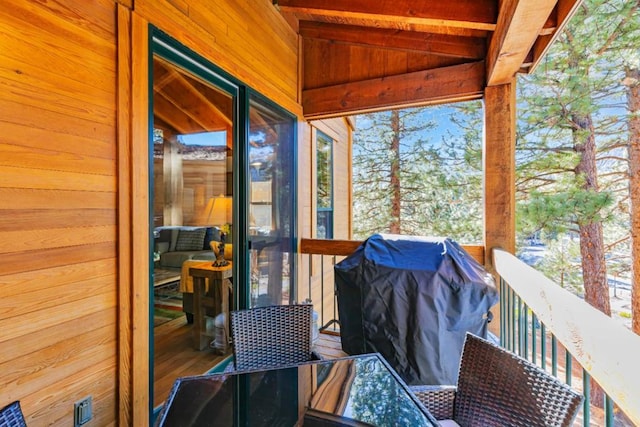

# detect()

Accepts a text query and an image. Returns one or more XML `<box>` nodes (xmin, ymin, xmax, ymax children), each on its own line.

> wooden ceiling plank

<box><xmin>278</xmin><ymin>0</ymin><xmax>497</xmax><ymax>31</ymax></box>
<box><xmin>153</xmin><ymin>59</ymin><xmax>179</xmax><ymax>91</ymax></box>
<box><xmin>299</xmin><ymin>21</ymin><xmax>486</xmax><ymax>59</ymax></box>
<box><xmin>302</xmin><ymin>61</ymin><xmax>485</xmax><ymax>119</ymax></box>
<box><xmin>156</xmin><ymin>82</ymin><xmax>227</xmax><ymax>132</ymax></box>
<box><xmin>153</xmin><ymin>62</ymin><xmax>232</xmax><ymax>135</ymax></box>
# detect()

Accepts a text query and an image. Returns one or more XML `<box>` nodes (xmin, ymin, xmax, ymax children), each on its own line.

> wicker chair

<box><xmin>0</xmin><ymin>401</ymin><xmax>27</xmax><ymax>427</ymax></box>
<box><xmin>410</xmin><ymin>333</ymin><xmax>583</xmax><ymax>427</ymax></box>
<box><xmin>230</xmin><ymin>304</ymin><xmax>317</xmax><ymax>371</ymax></box>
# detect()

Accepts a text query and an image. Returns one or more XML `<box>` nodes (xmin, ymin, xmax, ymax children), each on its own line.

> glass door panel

<box><xmin>248</xmin><ymin>94</ymin><xmax>295</xmax><ymax>307</ymax></box>
<box><xmin>151</xmin><ymin>54</ymin><xmax>235</xmax><ymax>408</ymax></box>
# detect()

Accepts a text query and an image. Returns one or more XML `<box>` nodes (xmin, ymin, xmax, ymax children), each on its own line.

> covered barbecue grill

<box><xmin>335</xmin><ymin>234</ymin><xmax>499</xmax><ymax>386</ymax></box>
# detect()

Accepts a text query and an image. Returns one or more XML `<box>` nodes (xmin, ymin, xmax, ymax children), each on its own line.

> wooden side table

<box><xmin>189</xmin><ymin>262</ymin><xmax>233</xmax><ymax>352</ymax></box>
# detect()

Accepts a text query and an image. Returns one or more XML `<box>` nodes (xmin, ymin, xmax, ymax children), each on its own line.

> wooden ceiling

<box><xmin>275</xmin><ymin>0</ymin><xmax>583</xmax><ymax>118</ymax></box>
<box><xmin>153</xmin><ymin>57</ymin><xmax>278</xmax><ymax>145</ymax></box>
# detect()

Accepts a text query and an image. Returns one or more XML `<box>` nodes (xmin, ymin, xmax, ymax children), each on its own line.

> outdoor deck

<box><xmin>154</xmin><ymin>317</ymin><xmax>345</xmax><ymax>408</ymax></box>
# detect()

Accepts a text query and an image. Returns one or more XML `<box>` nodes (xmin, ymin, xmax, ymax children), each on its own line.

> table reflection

<box><xmin>156</xmin><ymin>354</ymin><xmax>437</xmax><ymax>426</ymax></box>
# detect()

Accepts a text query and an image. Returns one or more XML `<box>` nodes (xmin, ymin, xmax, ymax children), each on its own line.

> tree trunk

<box><xmin>389</xmin><ymin>110</ymin><xmax>401</xmax><ymax>234</ymax></box>
<box><xmin>572</xmin><ymin>112</ymin><xmax>610</xmax><ymax>407</ymax></box>
<box><xmin>625</xmin><ymin>66</ymin><xmax>640</xmax><ymax>335</ymax></box>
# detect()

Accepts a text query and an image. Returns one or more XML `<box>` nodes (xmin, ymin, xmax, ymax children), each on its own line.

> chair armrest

<box><xmin>409</xmin><ymin>385</ymin><xmax>456</xmax><ymax>420</ymax></box>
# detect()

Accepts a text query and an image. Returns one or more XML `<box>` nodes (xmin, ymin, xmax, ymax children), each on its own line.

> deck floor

<box><xmin>153</xmin><ymin>317</ymin><xmax>345</xmax><ymax>408</ymax></box>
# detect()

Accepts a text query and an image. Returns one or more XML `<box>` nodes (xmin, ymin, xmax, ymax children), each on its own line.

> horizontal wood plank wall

<box><xmin>311</xmin><ymin>119</ymin><xmax>352</xmax><ymax>241</ymax></box>
<box><xmin>0</xmin><ymin>0</ymin><xmax>118</xmax><ymax>425</ymax></box>
<box><xmin>134</xmin><ymin>0</ymin><xmax>302</xmax><ymax>116</ymax></box>
<box><xmin>297</xmin><ymin>119</ymin><xmax>352</xmax><ymax>325</ymax></box>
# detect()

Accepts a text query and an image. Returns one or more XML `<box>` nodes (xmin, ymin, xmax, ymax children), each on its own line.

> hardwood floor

<box><xmin>153</xmin><ymin>316</ymin><xmax>226</xmax><ymax>408</ymax></box>
<box><xmin>153</xmin><ymin>318</ymin><xmax>346</xmax><ymax>408</ymax></box>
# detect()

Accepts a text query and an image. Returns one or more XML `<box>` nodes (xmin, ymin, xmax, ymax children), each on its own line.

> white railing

<box><xmin>494</xmin><ymin>248</ymin><xmax>640</xmax><ymax>426</ymax></box>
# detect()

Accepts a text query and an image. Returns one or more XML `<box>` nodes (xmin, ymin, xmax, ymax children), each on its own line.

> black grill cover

<box><xmin>335</xmin><ymin>234</ymin><xmax>498</xmax><ymax>386</ymax></box>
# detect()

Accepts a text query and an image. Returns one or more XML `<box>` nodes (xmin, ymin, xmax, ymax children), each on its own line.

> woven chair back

<box><xmin>231</xmin><ymin>304</ymin><xmax>313</xmax><ymax>371</ymax></box>
<box><xmin>0</xmin><ymin>401</ymin><xmax>27</xmax><ymax>427</ymax></box>
<box><xmin>454</xmin><ymin>334</ymin><xmax>583</xmax><ymax>427</ymax></box>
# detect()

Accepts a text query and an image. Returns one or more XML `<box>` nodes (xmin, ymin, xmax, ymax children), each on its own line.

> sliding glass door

<box><xmin>148</xmin><ymin>31</ymin><xmax>297</xmax><ymax>417</ymax></box>
<box><xmin>247</xmin><ymin>94</ymin><xmax>296</xmax><ymax>308</ymax></box>
<box><xmin>149</xmin><ymin>38</ymin><xmax>239</xmax><ymax>412</ymax></box>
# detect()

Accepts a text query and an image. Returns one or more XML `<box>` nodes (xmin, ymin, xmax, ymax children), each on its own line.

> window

<box><xmin>248</xmin><ymin>93</ymin><xmax>296</xmax><ymax>307</ymax></box>
<box><xmin>316</xmin><ymin>131</ymin><xmax>333</xmax><ymax>239</ymax></box>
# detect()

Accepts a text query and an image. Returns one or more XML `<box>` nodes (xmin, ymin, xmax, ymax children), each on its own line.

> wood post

<box><xmin>484</xmin><ymin>80</ymin><xmax>517</xmax><ymax>335</ymax></box>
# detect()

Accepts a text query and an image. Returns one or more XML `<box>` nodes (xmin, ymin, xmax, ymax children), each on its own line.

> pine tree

<box><xmin>351</xmin><ymin>104</ymin><xmax>483</xmax><ymax>242</ymax></box>
<box><xmin>609</xmin><ymin>0</ymin><xmax>640</xmax><ymax>334</ymax></box>
<box><xmin>517</xmin><ymin>0</ymin><xmax>638</xmax><ymax>406</ymax></box>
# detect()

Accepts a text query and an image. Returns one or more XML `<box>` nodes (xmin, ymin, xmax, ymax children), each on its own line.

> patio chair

<box><xmin>230</xmin><ymin>304</ymin><xmax>318</xmax><ymax>371</ymax></box>
<box><xmin>410</xmin><ymin>333</ymin><xmax>583</xmax><ymax>427</ymax></box>
<box><xmin>0</xmin><ymin>401</ymin><xmax>27</xmax><ymax>427</ymax></box>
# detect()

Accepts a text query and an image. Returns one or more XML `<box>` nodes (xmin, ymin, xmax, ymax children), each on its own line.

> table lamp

<box><xmin>201</xmin><ymin>195</ymin><xmax>232</xmax><ymax>267</ymax></box>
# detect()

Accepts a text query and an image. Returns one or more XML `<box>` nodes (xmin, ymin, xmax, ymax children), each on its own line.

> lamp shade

<box><xmin>201</xmin><ymin>195</ymin><xmax>232</xmax><ymax>226</ymax></box>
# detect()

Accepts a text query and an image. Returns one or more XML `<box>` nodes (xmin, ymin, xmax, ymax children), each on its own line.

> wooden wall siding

<box><xmin>311</xmin><ymin>118</ymin><xmax>352</xmax><ymax>240</ymax></box>
<box><xmin>297</xmin><ymin>118</ymin><xmax>352</xmax><ymax>325</ymax></box>
<box><xmin>134</xmin><ymin>0</ymin><xmax>302</xmax><ymax>116</ymax></box>
<box><xmin>0</xmin><ymin>0</ymin><xmax>118</xmax><ymax>425</ymax></box>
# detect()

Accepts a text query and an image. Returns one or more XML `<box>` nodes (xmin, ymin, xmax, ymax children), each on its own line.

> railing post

<box><xmin>540</xmin><ymin>323</ymin><xmax>546</xmax><ymax>371</ymax></box>
<box><xmin>523</xmin><ymin>304</ymin><xmax>529</xmax><ymax>360</ymax></box>
<box><xmin>604</xmin><ymin>395</ymin><xmax>614</xmax><ymax>427</ymax></box>
<box><xmin>583</xmin><ymin>370</ymin><xmax>591</xmax><ymax>427</ymax></box>
<box><xmin>511</xmin><ymin>289</ymin><xmax>516</xmax><ymax>352</ymax></box>
<box><xmin>532</xmin><ymin>313</ymin><xmax>537</xmax><ymax>365</ymax></box>
<box><xmin>551</xmin><ymin>336</ymin><xmax>558</xmax><ymax>378</ymax></box>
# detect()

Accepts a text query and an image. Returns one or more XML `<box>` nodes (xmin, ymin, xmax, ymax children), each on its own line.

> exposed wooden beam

<box><xmin>291</xmin><ymin>11</ymin><xmax>490</xmax><ymax>38</ymax></box>
<box><xmin>527</xmin><ymin>0</ymin><xmax>582</xmax><ymax>75</ymax></box>
<box><xmin>486</xmin><ymin>0</ymin><xmax>557</xmax><ymax>85</ymax></box>
<box><xmin>153</xmin><ymin>59</ymin><xmax>232</xmax><ymax>135</ymax></box>
<box><xmin>153</xmin><ymin>93</ymin><xmax>209</xmax><ymax>135</ymax></box>
<box><xmin>299</xmin><ymin>21</ymin><xmax>486</xmax><ymax>59</ymax></box>
<box><xmin>302</xmin><ymin>61</ymin><xmax>485</xmax><ymax>119</ymax></box>
<box><xmin>278</xmin><ymin>0</ymin><xmax>497</xmax><ymax>31</ymax></box>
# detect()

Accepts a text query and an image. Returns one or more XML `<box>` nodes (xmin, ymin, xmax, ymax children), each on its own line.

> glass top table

<box><xmin>155</xmin><ymin>353</ymin><xmax>438</xmax><ymax>427</ymax></box>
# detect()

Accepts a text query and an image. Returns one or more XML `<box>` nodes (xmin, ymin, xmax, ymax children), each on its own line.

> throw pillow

<box><xmin>175</xmin><ymin>228</ymin><xmax>207</xmax><ymax>251</ymax></box>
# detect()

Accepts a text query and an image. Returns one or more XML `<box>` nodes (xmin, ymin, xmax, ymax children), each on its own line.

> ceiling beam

<box><xmin>153</xmin><ymin>93</ymin><xmax>207</xmax><ymax>135</ymax></box>
<box><xmin>299</xmin><ymin>21</ymin><xmax>486</xmax><ymax>59</ymax></box>
<box><xmin>302</xmin><ymin>61</ymin><xmax>485</xmax><ymax>119</ymax></box>
<box><xmin>527</xmin><ymin>0</ymin><xmax>582</xmax><ymax>75</ymax></box>
<box><xmin>278</xmin><ymin>0</ymin><xmax>497</xmax><ymax>31</ymax></box>
<box><xmin>486</xmin><ymin>0</ymin><xmax>557</xmax><ymax>85</ymax></box>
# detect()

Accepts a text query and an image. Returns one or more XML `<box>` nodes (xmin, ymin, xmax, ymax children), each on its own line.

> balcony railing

<box><xmin>494</xmin><ymin>248</ymin><xmax>640</xmax><ymax>426</ymax></box>
<box><xmin>298</xmin><ymin>239</ymin><xmax>640</xmax><ymax>426</ymax></box>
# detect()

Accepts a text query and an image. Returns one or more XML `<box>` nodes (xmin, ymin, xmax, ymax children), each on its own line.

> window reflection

<box><xmin>151</xmin><ymin>55</ymin><xmax>235</xmax><ymax>408</ymax></box>
<box><xmin>248</xmin><ymin>95</ymin><xmax>295</xmax><ymax>307</ymax></box>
